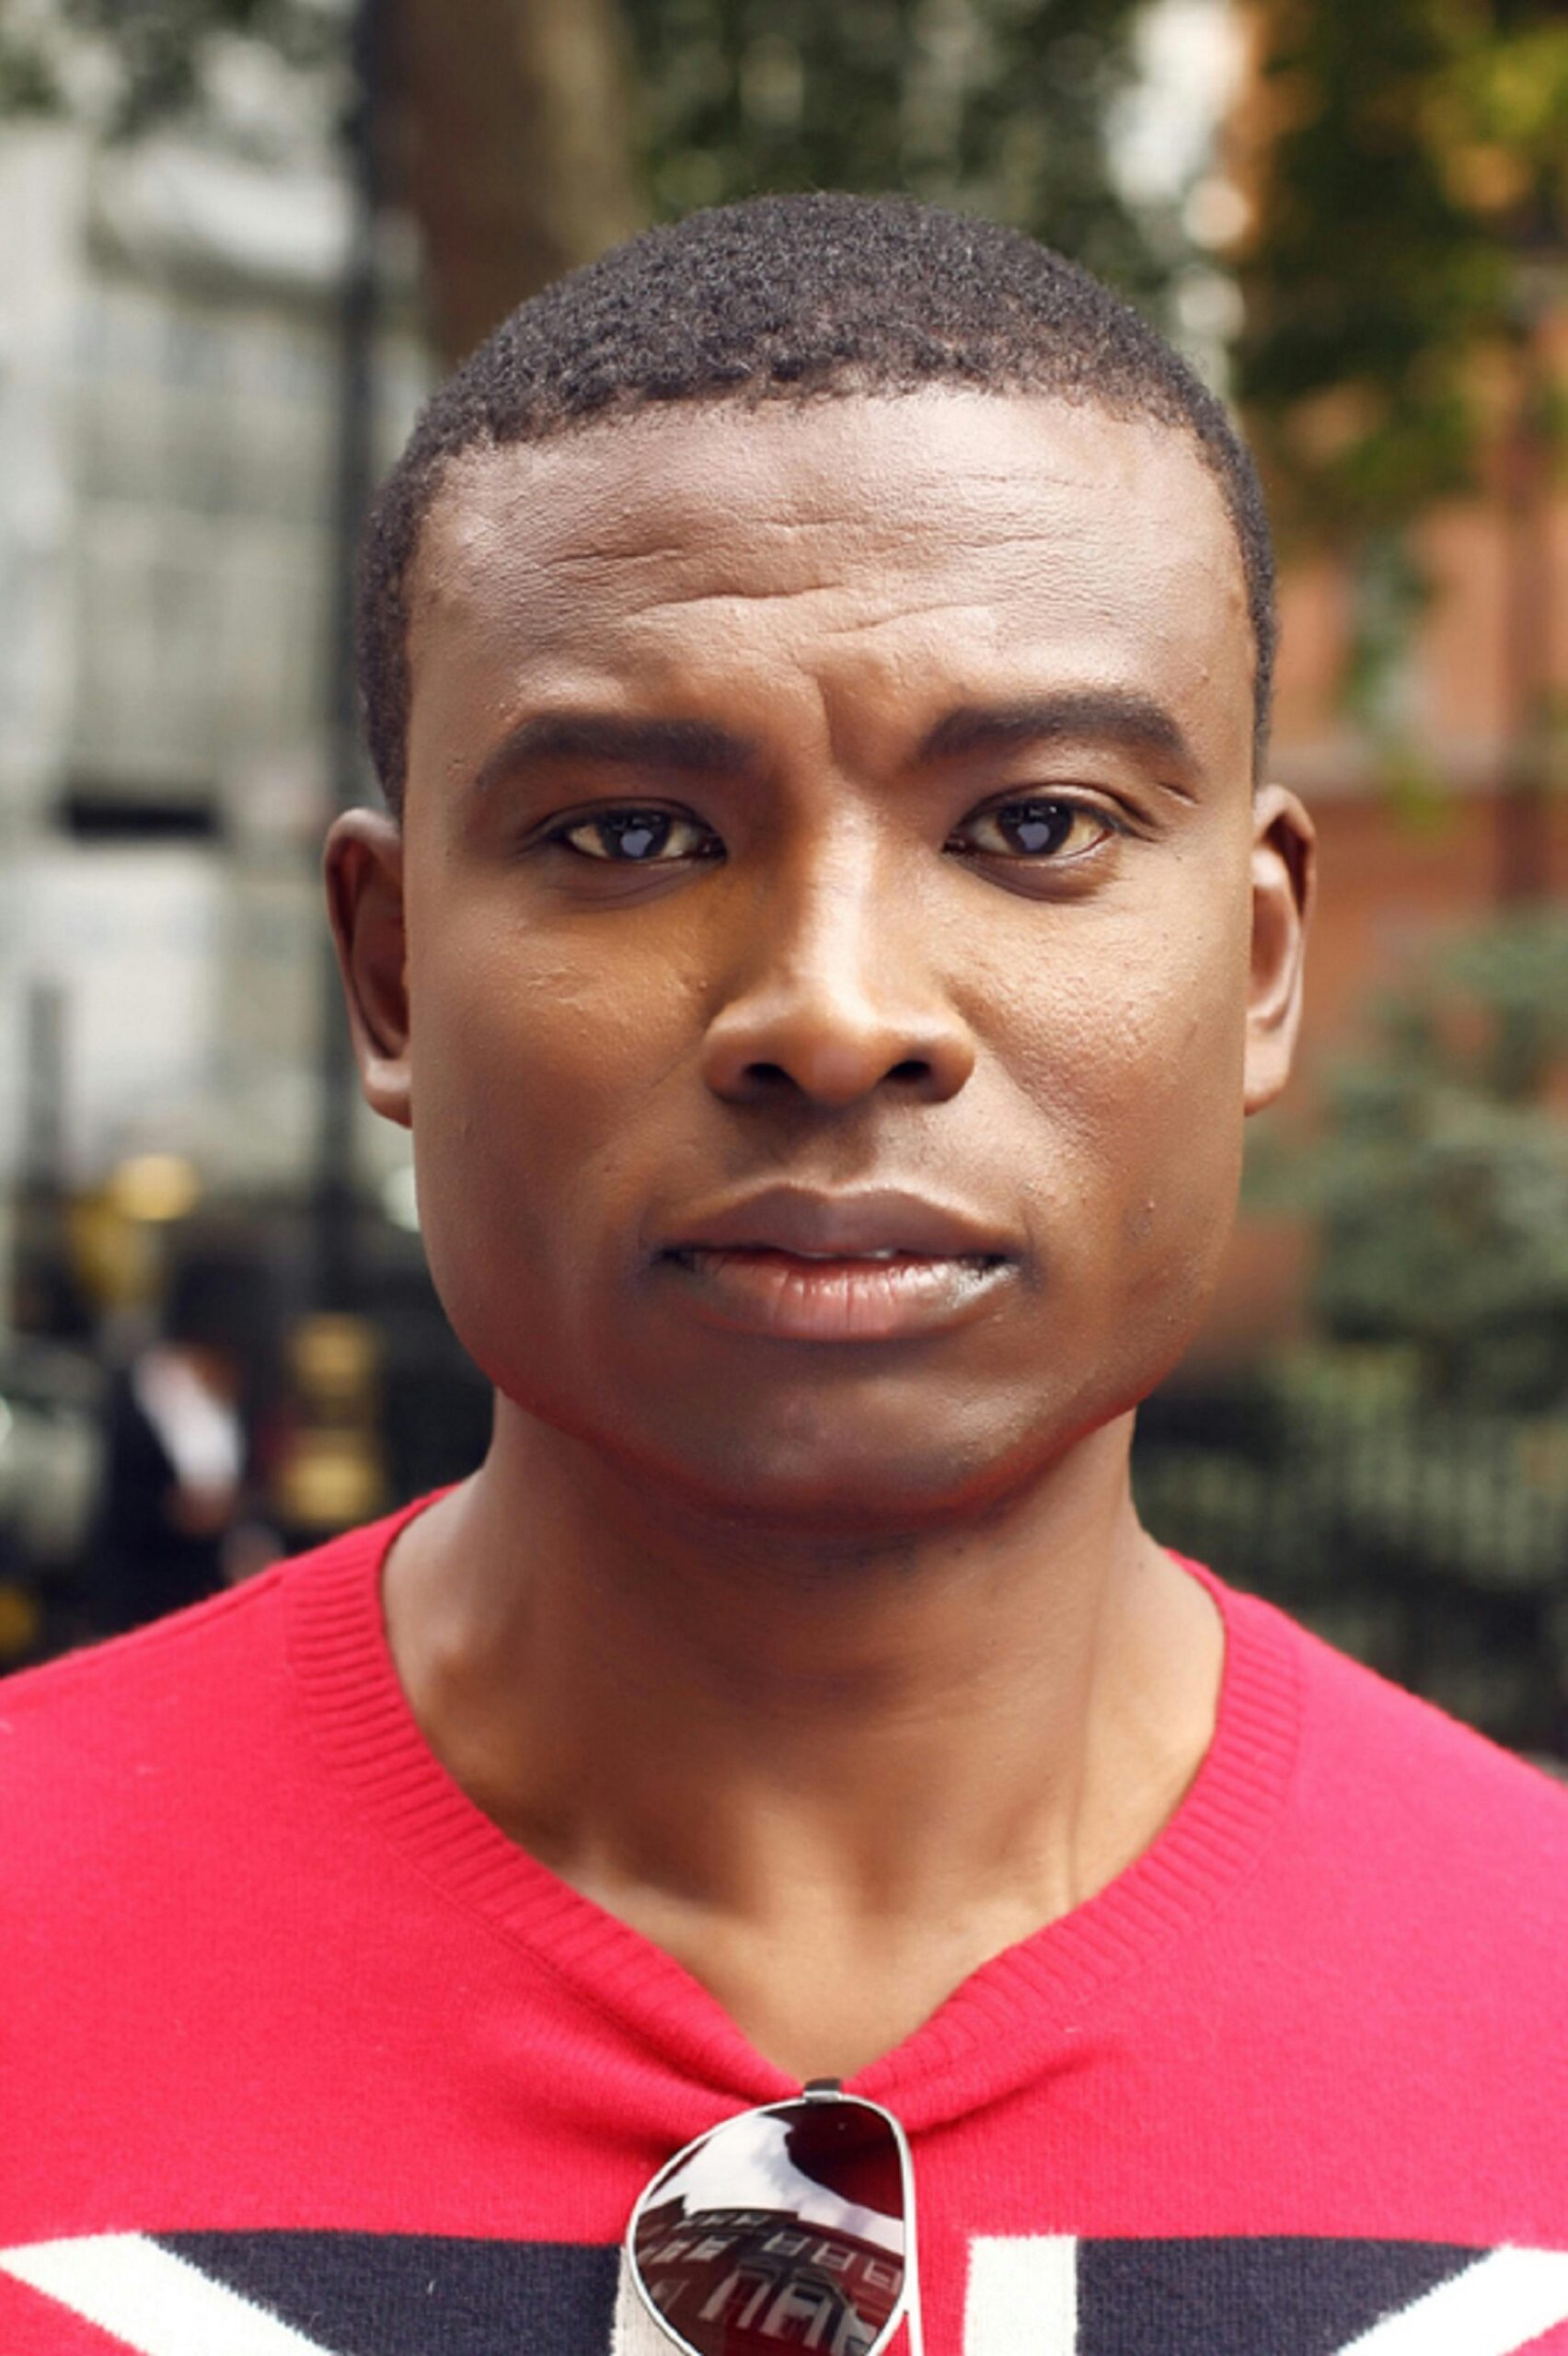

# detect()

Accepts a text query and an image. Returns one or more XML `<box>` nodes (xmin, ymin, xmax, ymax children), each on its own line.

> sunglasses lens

<box><xmin>631</xmin><ymin>2096</ymin><xmax>907</xmax><ymax>2355</ymax></box>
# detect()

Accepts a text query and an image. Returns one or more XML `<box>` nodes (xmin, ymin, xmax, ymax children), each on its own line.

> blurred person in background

<box><xmin>87</xmin><ymin>1248</ymin><xmax>282</xmax><ymax>1634</ymax></box>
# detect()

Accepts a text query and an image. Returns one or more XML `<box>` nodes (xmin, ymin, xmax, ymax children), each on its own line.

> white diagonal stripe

<box><xmin>613</xmin><ymin>2248</ymin><xmax>686</xmax><ymax>2355</ymax></box>
<box><xmin>0</xmin><ymin>2234</ymin><xmax>337</xmax><ymax>2356</ymax></box>
<box><xmin>964</xmin><ymin>2235</ymin><xmax>1078</xmax><ymax>2355</ymax></box>
<box><xmin>1336</xmin><ymin>2245</ymin><xmax>1568</xmax><ymax>2356</ymax></box>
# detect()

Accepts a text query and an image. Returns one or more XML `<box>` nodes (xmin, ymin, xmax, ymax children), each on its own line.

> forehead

<box><xmin>408</xmin><ymin>390</ymin><xmax>1252</xmax><ymax>777</ymax></box>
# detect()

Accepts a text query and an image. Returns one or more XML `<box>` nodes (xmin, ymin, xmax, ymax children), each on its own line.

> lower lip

<box><xmin>660</xmin><ymin>1248</ymin><xmax>1013</xmax><ymax>1342</ymax></box>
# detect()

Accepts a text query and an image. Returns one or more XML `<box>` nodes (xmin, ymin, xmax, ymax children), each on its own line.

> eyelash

<box><xmin>542</xmin><ymin>797</ymin><xmax>1124</xmax><ymax>867</ymax></box>
<box><xmin>944</xmin><ymin>799</ymin><xmax>1124</xmax><ymax>861</ymax></box>
<box><xmin>546</xmin><ymin>808</ymin><xmax>722</xmax><ymax>865</ymax></box>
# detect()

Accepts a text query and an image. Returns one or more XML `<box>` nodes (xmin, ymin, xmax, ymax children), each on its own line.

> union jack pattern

<box><xmin>3</xmin><ymin>2230</ymin><xmax>1567</xmax><ymax>2355</ymax></box>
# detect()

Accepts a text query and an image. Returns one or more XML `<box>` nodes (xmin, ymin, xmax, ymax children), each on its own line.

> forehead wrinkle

<box><xmin>433</xmin><ymin>422</ymin><xmax>1214</xmax><ymax>594</ymax></box>
<box><xmin>529</xmin><ymin>510</ymin><xmax>1153</xmax><ymax>586</ymax></box>
<box><xmin>510</xmin><ymin>519</ymin><xmax>1243</xmax><ymax>671</ymax></box>
<box><xmin>612</xmin><ymin>583</ymin><xmax>1010</xmax><ymax>643</ymax></box>
<box><xmin>420</xmin><ymin>423</ymin><xmax>1249</xmax><ymax>676</ymax></box>
<box><xmin>434</xmin><ymin>387</ymin><xmax>1239</xmax><ymax>549</ymax></box>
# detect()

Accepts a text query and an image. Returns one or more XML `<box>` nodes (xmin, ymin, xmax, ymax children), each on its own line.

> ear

<box><xmin>1244</xmin><ymin>782</ymin><xmax>1316</xmax><ymax>1116</ymax></box>
<box><xmin>324</xmin><ymin>809</ymin><xmax>411</xmax><ymax>1129</ymax></box>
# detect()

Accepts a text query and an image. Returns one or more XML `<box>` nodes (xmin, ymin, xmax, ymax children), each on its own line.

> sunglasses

<box><xmin>626</xmin><ymin>2079</ymin><xmax>923</xmax><ymax>2356</ymax></box>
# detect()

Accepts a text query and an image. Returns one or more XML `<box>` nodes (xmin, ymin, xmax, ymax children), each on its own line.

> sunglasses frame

<box><xmin>625</xmin><ymin>2084</ymin><xmax>925</xmax><ymax>2356</ymax></box>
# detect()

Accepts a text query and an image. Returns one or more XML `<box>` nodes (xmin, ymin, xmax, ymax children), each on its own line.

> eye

<box><xmin>550</xmin><ymin>807</ymin><xmax>720</xmax><ymax>863</ymax></box>
<box><xmin>950</xmin><ymin>797</ymin><xmax>1118</xmax><ymax>861</ymax></box>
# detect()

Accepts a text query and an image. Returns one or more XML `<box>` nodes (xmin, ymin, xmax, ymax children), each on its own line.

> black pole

<box><xmin>13</xmin><ymin>978</ymin><xmax>74</xmax><ymax>1338</ymax></box>
<box><xmin>314</xmin><ymin>0</ymin><xmax>382</xmax><ymax>1312</ymax></box>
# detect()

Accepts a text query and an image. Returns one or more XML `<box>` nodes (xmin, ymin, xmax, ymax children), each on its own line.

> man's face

<box><xmin>334</xmin><ymin>391</ymin><xmax>1309</xmax><ymax>1532</ymax></box>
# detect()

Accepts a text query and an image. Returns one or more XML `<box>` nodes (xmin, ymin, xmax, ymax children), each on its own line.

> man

<box><xmin>2</xmin><ymin>196</ymin><xmax>1563</xmax><ymax>2356</ymax></box>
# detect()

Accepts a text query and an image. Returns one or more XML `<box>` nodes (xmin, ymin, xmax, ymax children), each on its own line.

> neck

<box><xmin>385</xmin><ymin>1403</ymin><xmax>1223</xmax><ymax>2079</ymax></box>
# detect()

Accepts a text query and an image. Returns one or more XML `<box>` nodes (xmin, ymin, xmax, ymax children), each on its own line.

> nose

<box><xmin>700</xmin><ymin>852</ymin><xmax>977</xmax><ymax>1111</ymax></box>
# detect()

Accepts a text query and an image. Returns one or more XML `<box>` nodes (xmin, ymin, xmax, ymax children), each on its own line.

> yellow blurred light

<box><xmin>275</xmin><ymin>1431</ymin><xmax>387</xmax><ymax>1534</ymax></box>
<box><xmin>289</xmin><ymin>1312</ymin><xmax>381</xmax><ymax>1403</ymax></box>
<box><xmin>0</xmin><ymin>1581</ymin><xmax>40</xmax><ymax>1663</ymax></box>
<box><xmin>109</xmin><ymin>1153</ymin><xmax>202</xmax><ymax>1224</ymax></box>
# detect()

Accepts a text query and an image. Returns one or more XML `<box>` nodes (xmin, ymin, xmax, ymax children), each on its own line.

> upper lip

<box><xmin>659</xmin><ymin>1186</ymin><xmax>1015</xmax><ymax>1262</ymax></box>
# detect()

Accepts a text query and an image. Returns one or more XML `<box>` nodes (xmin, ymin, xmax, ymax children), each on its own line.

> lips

<box><xmin>660</xmin><ymin>1185</ymin><xmax>1013</xmax><ymax>1264</ymax></box>
<box><xmin>655</xmin><ymin>1188</ymin><xmax>1017</xmax><ymax>1342</ymax></box>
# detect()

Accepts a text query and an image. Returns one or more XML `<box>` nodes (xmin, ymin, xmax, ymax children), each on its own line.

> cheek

<box><xmin>411</xmin><ymin>911</ymin><xmax>658</xmax><ymax>1138</ymax></box>
<box><xmin>1104</xmin><ymin>936</ymin><xmax>1250</xmax><ymax>1329</ymax></box>
<box><xmin>403</xmin><ymin>894</ymin><xmax>714</xmax><ymax>1373</ymax></box>
<box><xmin>991</xmin><ymin>895</ymin><xmax>1250</xmax><ymax>1299</ymax></box>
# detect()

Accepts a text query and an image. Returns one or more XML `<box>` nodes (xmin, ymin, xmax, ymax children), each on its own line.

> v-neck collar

<box><xmin>287</xmin><ymin>1495</ymin><xmax>1300</xmax><ymax>2132</ymax></box>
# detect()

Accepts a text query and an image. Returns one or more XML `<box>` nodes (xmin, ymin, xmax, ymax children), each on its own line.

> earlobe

<box><xmin>324</xmin><ymin>809</ymin><xmax>412</xmax><ymax>1130</ymax></box>
<box><xmin>1243</xmin><ymin>783</ymin><xmax>1315</xmax><ymax>1116</ymax></box>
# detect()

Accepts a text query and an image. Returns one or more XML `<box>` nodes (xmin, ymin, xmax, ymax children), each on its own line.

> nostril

<box><xmin>889</xmin><ymin>1060</ymin><xmax>930</xmax><ymax>1083</ymax></box>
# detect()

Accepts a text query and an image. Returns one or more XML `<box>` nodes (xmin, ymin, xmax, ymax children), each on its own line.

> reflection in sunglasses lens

<box><xmin>632</xmin><ymin>2098</ymin><xmax>907</xmax><ymax>2354</ymax></box>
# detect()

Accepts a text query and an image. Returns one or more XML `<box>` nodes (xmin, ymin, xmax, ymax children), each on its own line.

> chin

<box><xmin>472</xmin><ymin>1278</ymin><xmax>1202</xmax><ymax>1539</ymax></box>
<box><xmin>592</xmin><ymin>1387</ymin><xmax>1103</xmax><ymax>1543</ymax></box>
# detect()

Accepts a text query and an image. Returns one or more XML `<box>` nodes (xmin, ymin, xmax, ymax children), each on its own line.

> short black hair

<box><xmin>359</xmin><ymin>192</ymin><xmax>1276</xmax><ymax>812</ymax></box>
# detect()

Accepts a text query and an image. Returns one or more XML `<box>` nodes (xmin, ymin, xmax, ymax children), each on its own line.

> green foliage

<box><xmin>1442</xmin><ymin>15</ymin><xmax>1568</xmax><ymax>225</ymax></box>
<box><xmin>69</xmin><ymin>0</ymin><xmax>337</xmax><ymax>130</ymax></box>
<box><xmin>0</xmin><ymin>0</ymin><xmax>340</xmax><ymax>136</ymax></box>
<box><xmin>1303</xmin><ymin>912</ymin><xmax>1568</xmax><ymax>1403</ymax></box>
<box><xmin>0</xmin><ymin>23</ymin><xmax>63</xmax><ymax>114</ymax></box>
<box><xmin>1236</xmin><ymin>0</ymin><xmax>1568</xmax><ymax>548</ymax></box>
<box><xmin>1139</xmin><ymin>915</ymin><xmax>1568</xmax><ymax>1748</ymax></box>
<box><xmin>624</xmin><ymin>0</ymin><xmax>1159</xmax><ymax>297</ymax></box>
<box><xmin>1235</xmin><ymin>3</ymin><xmax>1567</xmax><ymax>760</ymax></box>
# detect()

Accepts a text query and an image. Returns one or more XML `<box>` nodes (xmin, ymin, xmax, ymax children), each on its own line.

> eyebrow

<box><xmin>473</xmin><ymin>711</ymin><xmax>758</xmax><ymax>795</ymax></box>
<box><xmin>473</xmin><ymin>688</ymin><xmax>1204</xmax><ymax>800</ymax></box>
<box><xmin>917</xmin><ymin>690</ymin><xmax>1203</xmax><ymax>790</ymax></box>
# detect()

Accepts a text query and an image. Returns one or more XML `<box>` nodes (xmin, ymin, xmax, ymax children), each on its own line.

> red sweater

<box><xmin>2</xmin><ymin>1498</ymin><xmax>1565</xmax><ymax>2355</ymax></box>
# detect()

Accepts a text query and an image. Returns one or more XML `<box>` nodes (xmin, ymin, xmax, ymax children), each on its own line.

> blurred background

<box><xmin>0</xmin><ymin>0</ymin><xmax>1562</xmax><ymax>1753</ymax></box>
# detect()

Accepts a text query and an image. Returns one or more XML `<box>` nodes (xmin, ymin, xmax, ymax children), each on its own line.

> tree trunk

<box><xmin>388</xmin><ymin>0</ymin><xmax>645</xmax><ymax>365</ymax></box>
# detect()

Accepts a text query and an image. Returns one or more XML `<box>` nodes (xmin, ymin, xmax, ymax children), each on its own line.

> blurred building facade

<box><xmin>0</xmin><ymin>106</ymin><xmax>424</xmax><ymax>1240</ymax></box>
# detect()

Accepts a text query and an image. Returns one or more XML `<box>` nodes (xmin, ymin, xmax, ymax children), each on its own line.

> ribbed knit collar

<box><xmin>287</xmin><ymin>1494</ymin><xmax>1301</xmax><ymax>2134</ymax></box>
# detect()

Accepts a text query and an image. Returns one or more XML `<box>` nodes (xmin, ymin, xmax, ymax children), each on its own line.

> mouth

<box><xmin>654</xmin><ymin>1190</ymin><xmax>1019</xmax><ymax>1343</ymax></box>
<box><xmin>661</xmin><ymin>1246</ymin><xmax>1010</xmax><ymax>1342</ymax></box>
